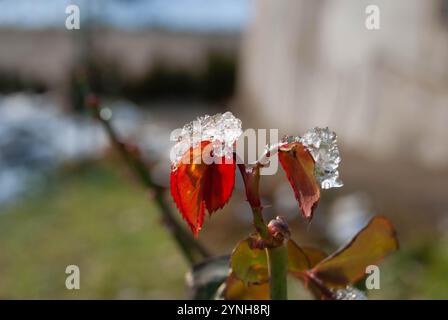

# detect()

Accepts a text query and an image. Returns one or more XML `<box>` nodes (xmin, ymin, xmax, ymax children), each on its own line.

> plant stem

<box><xmin>77</xmin><ymin>74</ymin><xmax>210</xmax><ymax>265</ymax></box>
<box><xmin>239</xmin><ymin>163</ymin><xmax>288</xmax><ymax>300</ymax></box>
<box><xmin>251</xmin><ymin>207</ymin><xmax>270</xmax><ymax>239</ymax></box>
<box><xmin>267</xmin><ymin>245</ymin><xmax>288</xmax><ymax>300</ymax></box>
<box><xmin>252</xmin><ymin>206</ymin><xmax>288</xmax><ymax>300</ymax></box>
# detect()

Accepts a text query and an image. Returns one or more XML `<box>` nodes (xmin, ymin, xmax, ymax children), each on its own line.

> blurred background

<box><xmin>0</xmin><ymin>0</ymin><xmax>447</xmax><ymax>299</ymax></box>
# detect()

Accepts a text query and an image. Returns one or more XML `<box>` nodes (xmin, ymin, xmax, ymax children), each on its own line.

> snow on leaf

<box><xmin>298</xmin><ymin>127</ymin><xmax>343</xmax><ymax>189</ymax></box>
<box><xmin>170</xmin><ymin>112</ymin><xmax>241</xmax><ymax>236</ymax></box>
<box><xmin>171</xmin><ymin>111</ymin><xmax>242</xmax><ymax>166</ymax></box>
<box><xmin>282</xmin><ymin>127</ymin><xmax>343</xmax><ymax>190</ymax></box>
<box><xmin>334</xmin><ymin>286</ymin><xmax>367</xmax><ymax>300</ymax></box>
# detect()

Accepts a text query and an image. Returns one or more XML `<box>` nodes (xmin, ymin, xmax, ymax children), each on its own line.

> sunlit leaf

<box><xmin>170</xmin><ymin>141</ymin><xmax>236</xmax><ymax>236</ymax></box>
<box><xmin>310</xmin><ymin>216</ymin><xmax>399</xmax><ymax>288</ymax></box>
<box><xmin>278</xmin><ymin>142</ymin><xmax>320</xmax><ymax>220</ymax></box>
<box><xmin>231</xmin><ymin>237</ymin><xmax>268</xmax><ymax>285</ymax></box>
<box><xmin>224</xmin><ymin>273</ymin><xmax>270</xmax><ymax>300</ymax></box>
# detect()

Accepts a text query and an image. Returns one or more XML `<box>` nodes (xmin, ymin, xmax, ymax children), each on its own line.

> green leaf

<box><xmin>224</xmin><ymin>273</ymin><xmax>270</xmax><ymax>300</ymax></box>
<box><xmin>230</xmin><ymin>237</ymin><xmax>268</xmax><ymax>286</ymax></box>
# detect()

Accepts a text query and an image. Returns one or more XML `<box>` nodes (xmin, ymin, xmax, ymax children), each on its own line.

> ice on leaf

<box><xmin>334</xmin><ymin>286</ymin><xmax>367</xmax><ymax>300</ymax></box>
<box><xmin>169</xmin><ymin>112</ymin><xmax>241</xmax><ymax>236</ymax></box>
<box><xmin>281</xmin><ymin>127</ymin><xmax>343</xmax><ymax>189</ymax></box>
<box><xmin>171</xmin><ymin>111</ymin><xmax>242</xmax><ymax>167</ymax></box>
<box><xmin>299</xmin><ymin>127</ymin><xmax>343</xmax><ymax>189</ymax></box>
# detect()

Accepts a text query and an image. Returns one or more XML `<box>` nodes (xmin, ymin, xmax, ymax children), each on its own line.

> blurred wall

<box><xmin>0</xmin><ymin>29</ymin><xmax>239</xmax><ymax>100</ymax></box>
<box><xmin>239</xmin><ymin>0</ymin><xmax>448</xmax><ymax>168</ymax></box>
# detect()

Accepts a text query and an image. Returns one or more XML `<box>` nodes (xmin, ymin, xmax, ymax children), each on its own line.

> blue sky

<box><xmin>0</xmin><ymin>0</ymin><xmax>252</xmax><ymax>31</ymax></box>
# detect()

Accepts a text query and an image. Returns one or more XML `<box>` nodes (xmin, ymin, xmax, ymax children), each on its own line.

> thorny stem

<box><xmin>238</xmin><ymin>163</ymin><xmax>288</xmax><ymax>300</ymax></box>
<box><xmin>76</xmin><ymin>71</ymin><xmax>210</xmax><ymax>265</ymax></box>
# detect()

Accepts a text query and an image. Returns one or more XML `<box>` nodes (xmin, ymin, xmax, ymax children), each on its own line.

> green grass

<box><xmin>0</xmin><ymin>161</ymin><xmax>447</xmax><ymax>299</ymax></box>
<box><xmin>0</xmin><ymin>162</ymin><xmax>188</xmax><ymax>299</ymax></box>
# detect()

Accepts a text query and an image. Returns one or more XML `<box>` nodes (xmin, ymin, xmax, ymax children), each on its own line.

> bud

<box><xmin>267</xmin><ymin>216</ymin><xmax>290</xmax><ymax>245</ymax></box>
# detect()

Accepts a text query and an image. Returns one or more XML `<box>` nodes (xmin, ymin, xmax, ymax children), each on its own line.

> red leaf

<box><xmin>278</xmin><ymin>142</ymin><xmax>320</xmax><ymax>220</ymax></box>
<box><xmin>170</xmin><ymin>141</ymin><xmax>236</xmax><ymax>236</ymax></box>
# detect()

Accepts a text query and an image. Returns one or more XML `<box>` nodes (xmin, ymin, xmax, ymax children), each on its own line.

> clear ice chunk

<box><xmin>171</xmin><ymin>111</ymin><xmax>242</xmax><ymax>167</ymax></box>
<box><xmin>299</xmin><ymin>127</ymin><xmax>343</xmax><ymax>189</ymax></box>
<box><xmin>281</xmin><ymin>127</ymin><xmax>343</xmax><ymax>189</ymax></box>
<box><xmin>334</xmin><ymin>286</ymin><xmax>367</xmax><ymax>300</ymax></box>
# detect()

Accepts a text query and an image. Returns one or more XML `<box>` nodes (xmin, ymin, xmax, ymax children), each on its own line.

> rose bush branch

<box><xmin>75</xmin><ymin>70</ymin><xmax>210</xmax><ymax>265</ymax></box>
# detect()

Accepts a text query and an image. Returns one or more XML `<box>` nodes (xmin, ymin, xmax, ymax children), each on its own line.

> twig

<box><xmin>76</xmin><ymin>71</ymin><xmax>210</xmax><ymax>265</ymax></box>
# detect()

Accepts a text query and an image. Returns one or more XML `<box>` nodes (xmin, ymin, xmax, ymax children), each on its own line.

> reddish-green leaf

<box><xmin>225</xmin><ymin>273</ymin><xmax>270</xmax><ymax>300</ymax></box>
<box><xmin>287</xmin><ymin>242</ymin><xmax>329</xmax><ymax>298</ymax></box>
<box><xmin>170</xmin><ymin>141</ymin><xmax>236</xmax><ymax>236</ymax></box>
<box><xmin>310</xmin><ymin>216</ymin><xmax>399</xmax><ymax>288</ymax></box>
<box><xmin>301</xmin><ymin>247</ymin><xmax>328</xmax><ymax>268</ymax></box>
<box><xmin>278</xmin><ymin>142</ymin><xmax>320</xmax><ymax>220</ymax></box>
<box><xmin>287</xmin><ymin>239</ymin><xmax>310</xmax><ymax>274</ymax></box>
<box><xmin>230</xmin><ymin>237</ymin><xmax>269</xmax><ymax>286</ymax></box>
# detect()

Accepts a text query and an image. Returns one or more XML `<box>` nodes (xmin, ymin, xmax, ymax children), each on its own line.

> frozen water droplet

<box><xmin>171</xmin><ymin>111</ymin><xmax>242</xmax><ymax>167</ymax></box>
<box><xmin>334</xmin><ymin>286</ymin><xmax>367</xmax><ymax>300</ymax></box>
<box><xmin>99</xmin><ymin>107</ymin><xmax>112</xmax><ymax>121</ymax></box>
<box><xmin>299</xmin><ymin>127</ymin><xmax>343</xmax><ymax>189</ymax></box>
<box><xmin>322</xmin><ymin>181</ymin><xmax>331</xmax><ymax>189</ymax></box>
